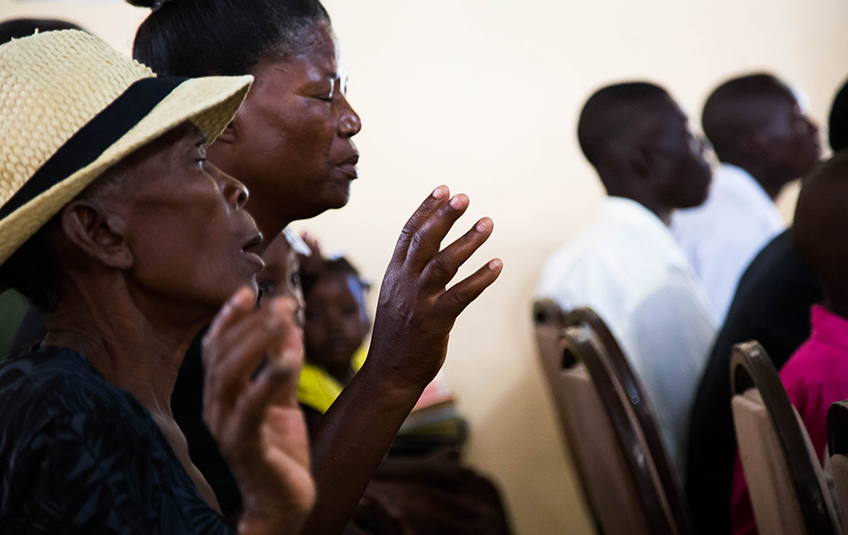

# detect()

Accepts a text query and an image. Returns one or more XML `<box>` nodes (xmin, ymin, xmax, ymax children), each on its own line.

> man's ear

<box><xmin>60</xmin><ymin>201</ymin><xmax>132</xmax><ymax>270</ymax></box>
<box><xmin>631</xmin><ymin>143</ymin><xmax>656</xmax><ymax>182</ymax></box>
<box><xmin>738</xmin><ymin>130</ymin><xmax>764</xmax><ymax>160</ymax></box>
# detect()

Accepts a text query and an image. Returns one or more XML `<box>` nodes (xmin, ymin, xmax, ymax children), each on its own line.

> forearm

<box><xmin>301</xmin><ymin>360</ymin><xmax>424</xmax><ymax>535</ymax></box>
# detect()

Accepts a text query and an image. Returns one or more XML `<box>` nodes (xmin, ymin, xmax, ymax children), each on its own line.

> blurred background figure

<box><xmin>672</xmin><ymin>73</ymin><xmax>822</xmax><ymax>323</ymax></box>
<box><xmin>536</xmin><ymin>81</ymin><xmax>715</xmax><ymax>480</ymax></box>
<box><xmin>730</xmin><ymin>150</ymin><xmax>848</xmax><ymax>535</ymax></box>
<box><xmin>0</xmin><ymin>17</ymin><xmax>85</xmax><ymax>358</ymax></box>
<box><xmin>685</xmin><ymin>76</ymin><xmax>848</xmax><ymax>535</ymax></box>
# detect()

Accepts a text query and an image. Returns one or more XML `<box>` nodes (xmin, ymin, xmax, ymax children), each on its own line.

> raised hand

<box><xmin>304</xmin><ymin>186</ymin><xmax>501</xmax><ymax>535</ymax></box>
<box><xmin>366</xmin><ymin>185</ymin><xmax>502</xmax><ymax>389</ymax></box>
<box><xmin>202</xmin><ymin>287</ymin><xmax>315</xmax><ymax>535</ymax></box>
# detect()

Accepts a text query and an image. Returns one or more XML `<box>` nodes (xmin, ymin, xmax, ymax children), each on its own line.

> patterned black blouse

<box><xmin>0</xmin><ymin>345</ymin><xmax>233</xmax><ymax>534</ymax></box>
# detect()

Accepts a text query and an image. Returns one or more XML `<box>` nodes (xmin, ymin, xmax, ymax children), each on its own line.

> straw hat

<box><xmin>0</xmin><ymin>30</ymin><xmax>253</xmax><ymax>266</ymax></box>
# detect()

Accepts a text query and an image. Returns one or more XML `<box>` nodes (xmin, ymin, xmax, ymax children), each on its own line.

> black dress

<box><xmin>0</xmin><ymin>345</ymin><xmax>232</xmax><ymax>534</ymax></box>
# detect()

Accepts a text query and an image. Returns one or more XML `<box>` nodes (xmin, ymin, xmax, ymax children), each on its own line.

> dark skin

<box><xmin>705</xmin><ymin>82</ymin><xmax>821</xmax><ymax>201</ymax></box>
<box><xmin>207</xmin><ymin>19</ymin><xmax>502</xmax><ymax>535</ymax></box>
<box><xmin>594</xmin><ymin>95</ymin><xmax>712</xmax><ymax>225</ymax></box>
<box><xmin>209</xmin><ymin>20</ymin><xmax>361</xmax><ymax>235</ymax></box>
<box><xmin>793</xmin><ymin>152</ymin><xmax>848</xmax><ymax>319</ymax></box>
<box><xmin>303</xmin><ymin>271</ymin><xmax>370</xmax><ymax>385</ymax></box>
<box><xmin>41</xmin><ymin>122</ymin><xmax>314</xmax><ymax>535</ymax></box>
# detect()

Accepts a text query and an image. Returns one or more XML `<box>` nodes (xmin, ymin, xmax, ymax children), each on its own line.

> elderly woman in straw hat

<box><xmin>0</xmin><ymin>30</ymin><xmax>314</xmax><ymax>533</ymax></box>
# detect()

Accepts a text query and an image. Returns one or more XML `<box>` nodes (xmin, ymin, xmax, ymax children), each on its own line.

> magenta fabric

<box><xmin>730</xmin><ymin>304</ymin><xmax>848</xmax><ymax>535</ymax></box>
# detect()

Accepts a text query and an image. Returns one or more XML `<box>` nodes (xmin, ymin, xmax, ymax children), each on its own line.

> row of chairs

<box><xmin>532</xmin><ymin>299</ymin><xmax>848</xmax><ymax>534</ymax></box>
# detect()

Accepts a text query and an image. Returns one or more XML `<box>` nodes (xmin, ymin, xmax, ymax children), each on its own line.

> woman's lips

<box><xmin>241</xmin><ymin>234</ymin><xmax>266</xmax><ymax>272</ymax></box>
<box><xmin>241</xmin><ymin>250</ymin><xmax>266</xmax><ymax>272</ymax></box>
<box><xmin>334</xmin><ymin>154</ymin><xmax>359</xmax><ymax>180</ymax></box>
<box><xmin>334</xmin><ymin>162</ymin><xmax>358</xmax><ymax>180</ymax></box>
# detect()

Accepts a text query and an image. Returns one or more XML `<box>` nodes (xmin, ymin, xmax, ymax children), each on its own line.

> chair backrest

<box><xmin>827</xmin><ymin>400</ymin><xmax>848</xmax><ymax>526</ymax></box>
<box><xmin>730</xmin><ymin>341</ymin><xmax>842</xmax><ymax>535</ymax></box>
<box><xmin>532</xmin><ymin>301</ymin><xmax>692</xmax><ymax>535</ymax></box>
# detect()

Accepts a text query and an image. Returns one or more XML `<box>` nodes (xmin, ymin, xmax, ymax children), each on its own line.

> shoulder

<box><xmin>0</xmin><ymin>348</ymin><xmax>231</xmax><ymax>534</ymax></box>
<box><xmin>0</xmin><ymin>346</ymin><xmax>145</xmax><ymax>425</ymax></box>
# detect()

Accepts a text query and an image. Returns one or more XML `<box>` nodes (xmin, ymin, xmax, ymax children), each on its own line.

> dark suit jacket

<box><xmin>684</xmin><ymin>228</ymin><xmax>823</xmax><ymax>534</ymax></box>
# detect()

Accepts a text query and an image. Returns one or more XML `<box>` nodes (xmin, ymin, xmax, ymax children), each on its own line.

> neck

<box><xmin>633</xmin><ymin>197</ymin><xmax>671</xmax><ymax>226</ymax></box>
<box><xmin>43</xmin><ymin>275</ymin><xmax>209</xmax><ymax>419</ymax></box>
<box><xmin>607</xmin><ymin>190</ymin><xmax>670</xmax><ymax>225</ymax></box>
<box><xmin>254</xmin><ymin>209</ymin><xmax>294</xmax><ymax>249</ymax></box>
<box><xmin>727</xmin><ymin>161</ymin><xmax>787</xmax><ymax>201</ymax></box>
<box><xmin>600</xmin><ymin>169</ymin><xmax>671</xmax><ymax>226</ymax></box>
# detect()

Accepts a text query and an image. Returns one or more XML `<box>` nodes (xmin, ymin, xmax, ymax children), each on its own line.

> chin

<box><xmin>322</xmin><ymin>189</ymin><xmax>352</xmax><ymax>212</ymax></box>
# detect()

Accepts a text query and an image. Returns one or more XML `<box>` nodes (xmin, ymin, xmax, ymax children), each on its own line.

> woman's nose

<box><xmin>338</xmin><ymin>96</ymin><xmax>362</xmax><ymax>138</ymax></box>
<box><xmin>219</xmin><ymin>171</ymin><xmax>249</xmax><ymax>209</ymax></box>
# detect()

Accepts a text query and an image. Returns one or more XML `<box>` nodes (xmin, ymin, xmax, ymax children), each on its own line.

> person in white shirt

<box><xmin>537</xmin><ymin>82</ymin><xmax>716</xmax><ymax>479</ymax></box>
<box><xmin>672</xmin><ymin>74</ymin><xmax>822</xmax><ymax>323</ymax></box>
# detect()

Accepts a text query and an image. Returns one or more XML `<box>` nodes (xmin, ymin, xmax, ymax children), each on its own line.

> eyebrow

<box><xmin>185</xmin><ymin>133</ymin><xmax>207</xmax><ymax>155</ymax></box>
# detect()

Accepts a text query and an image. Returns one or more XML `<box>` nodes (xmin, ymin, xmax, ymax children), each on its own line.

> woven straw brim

<box><xmin>0</xmin><ymin>75</ymin><xmax>252</xmax><ymax>267</ymax></box>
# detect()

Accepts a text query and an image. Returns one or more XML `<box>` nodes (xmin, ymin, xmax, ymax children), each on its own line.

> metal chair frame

<box><xmin>731</xmin><ymin>340</ymin><xmax>842</xmax><ymax>535</ymax></box>
<box><xmin>533</xmin><ymin>301</ymin><xmax>692</xmax><ymax>535</ymax></box>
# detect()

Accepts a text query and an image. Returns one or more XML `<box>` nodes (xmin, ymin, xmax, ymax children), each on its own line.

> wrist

<box><xmin>357</xmin><ymin>356</ymin><xmax>429</xmax><ymax>403</ymax></box>
<box><xmin>237</xmin><ymin>502</ymin><xmax>309</xmax><ymax>535</ymax></box>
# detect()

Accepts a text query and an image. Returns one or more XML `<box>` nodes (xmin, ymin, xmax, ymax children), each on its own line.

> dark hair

<box><xmin>301</xmin><ymin>256</ymin><xmax>368</xmax><ymax>297</ymax></box>
<box><xmin>0</xmin><ymin>222</ymin><xmax>61</xmax><ymax>313</ymax></box>
<box><xmin>129</xmin><ymin>0</ymin><xmax>330</xmax><ymax>77</ymax></box>
<box><xmin>0</xmin><ymin>18</ymin><xmax>83</xmax><ymax>46</ymax></box>
<box><xmin>829</xmin><ymin>78</ymin><xmax>848</xmax><ymax>152</ymax></box>
<box><xmin>701</xmin><ymin>73</ymin><xmax>791</xmax><ymax>162</ymax></box>
<box><xmin>577</xmin><ymin>82</ymin><xmax>670</xmax><ymax>167</ymax></box>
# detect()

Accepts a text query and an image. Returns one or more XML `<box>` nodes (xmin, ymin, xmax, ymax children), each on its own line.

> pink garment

<box><xmin>731</xmin><ymin>305</ymin><xmax>848</xmax><ymax>535</ymax></box>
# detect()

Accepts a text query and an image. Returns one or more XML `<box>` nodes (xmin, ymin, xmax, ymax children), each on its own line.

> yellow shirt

<box><xmin>297</xmin><ymin>345</ymin><xmax>367</xmax><ymax>414</ymax></box>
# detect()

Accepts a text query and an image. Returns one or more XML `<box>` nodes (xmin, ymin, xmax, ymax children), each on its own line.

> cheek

<box><xmin>303</xmin><ymin>323</ymin><xmax>326</xmax><ymax>351</ymax></box>
<box><xmin>128</xmin><ymin>210</ymin><xmax>241</xmax><ymax>300</ymax></box>
<box><xmin>284</xmin><ymin>114</ymin><xmax>335</xmax><ymax>167</ymax></box>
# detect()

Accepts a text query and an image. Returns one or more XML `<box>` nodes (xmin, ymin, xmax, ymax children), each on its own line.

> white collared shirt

<box><xmin>671</xmin><ymin>163</ymin><xmax>786</xmax><ymax>324</ymax></box>
<box><xmin>536</xmin><ymin>197</ymin><xmax>717</xmax><ymax>480</ymax></box>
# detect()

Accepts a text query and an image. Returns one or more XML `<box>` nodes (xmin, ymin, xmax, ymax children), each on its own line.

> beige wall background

<box><xmin>3</xmin><ymin>0</ymin><xmax>848</xmax><ymax>533</ymax></box>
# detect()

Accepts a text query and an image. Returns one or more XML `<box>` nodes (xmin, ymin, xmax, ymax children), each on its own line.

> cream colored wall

<box><xmin>3</xmin><ymin>0</ymin><xmax>848</xmax><ymax>533</ymax></box>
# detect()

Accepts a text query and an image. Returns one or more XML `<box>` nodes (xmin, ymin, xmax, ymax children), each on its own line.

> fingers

<box><xmin>203</xmin><ymin>296</ymin><xmax>302</xmax><ymax>432</ymax></box>
<box><xmin>435</xmin><ymin>258</ymin><xmax>503</xmax><ymax>318</ymax></box>
<box><xmin>420</xmin><ymin>216</ymin><xmax>494</xmax><ymax>291</ymax></box>
<box><xmin>391</xmin><ymin>185</ymin><xmax>450</xmax><ymax>266</ymax></box>
<box><xmin>403</xmin><ymin>193</ymin><xmax>470</xmax><ymax>273</ymax></box>
<box><xmin>204</xmin><ymin>286</ymin><xmax>257</xmax><ymax>364</ymax></box>
<box><xmin>232</xmin><ymin>363</ymin><xmax>295</xmax><ymax>445</ymax></box>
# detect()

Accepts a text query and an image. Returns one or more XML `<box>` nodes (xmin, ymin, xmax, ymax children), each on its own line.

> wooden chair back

<box><xmin>730</xmin><ymin>341</ymin><xmax>842</xmax><ymax>535</ymax></box>
<box><xmin>532</xmin><ymin>301</ymin><xmax>692</xmax><ymax>535</ymax></box>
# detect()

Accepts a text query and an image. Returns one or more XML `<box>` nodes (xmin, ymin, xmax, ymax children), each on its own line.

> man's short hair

<box><xmin>701</xmin><ymin>73</ymin><xmax>793</xmax><ymax>161</ymax></box>
<box><xmin>577</xmin><ymin>82</ymin><xmax>670</xmax><ymax>167</ymax></box>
